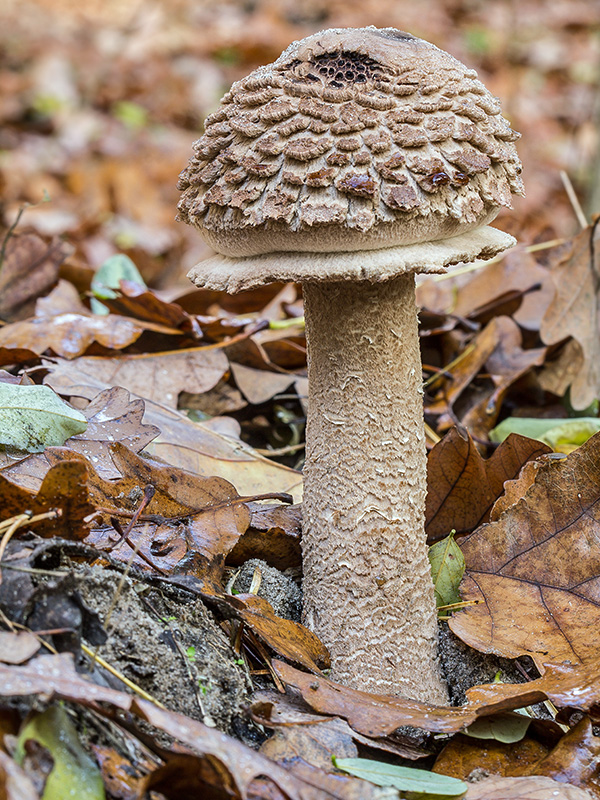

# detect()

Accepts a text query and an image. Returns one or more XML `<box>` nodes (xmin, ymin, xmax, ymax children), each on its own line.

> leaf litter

<box><xmin>0</xmin><ymin>2</ymin><xmax>599</xmax><ymax>798</ymax></box>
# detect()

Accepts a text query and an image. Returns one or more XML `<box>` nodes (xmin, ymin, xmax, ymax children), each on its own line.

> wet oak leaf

<box><xmin>1</xmin><ymin>387</ymin><xmax>159</xmax><ymax>486</ymax></box>
<box><xmin>426</xmin><ymin>428</ymin><xmax>551</xmax><ymax>542</ymax></box>
<box><xmin>0</xmin><ymin>460</ymin><xmax>93</xmax><ymax>538</ymax></box>
<box><xmin>529</xmin><ymin>717</ymin><xmax>600</xmax><ymax>795</ymax></box>
<box><xmin>449</xmin><ymin>431</ymin><xmax>600</xmax><ymax>669</ymax></box>
<box><xmin>43</xmin><ymin>358</ymin><xmax>303</xmax><ymax>500</ymax></box>
<box><xmin>540</xmin><ymin>220</ymin><xmax>600</xmax><ymax>410</ymax></box>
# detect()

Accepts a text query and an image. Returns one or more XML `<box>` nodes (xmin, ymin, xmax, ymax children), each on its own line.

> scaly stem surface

<box><xmin>302</xmin><ymin>274</ymin><xmax>448</xmax><ymax>703</ymax></box>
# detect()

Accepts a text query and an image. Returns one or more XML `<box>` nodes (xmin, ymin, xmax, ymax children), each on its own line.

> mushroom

<box><xmin>178</xmin><ymin>27</ymin><xmax>522</xmax><ymax>703</ymax></box>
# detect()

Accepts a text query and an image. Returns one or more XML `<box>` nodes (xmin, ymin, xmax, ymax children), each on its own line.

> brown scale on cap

<box><xmin>178</xmin><ymin>27</ymin><xmax>523</xmax><ymax>257</ymax></box>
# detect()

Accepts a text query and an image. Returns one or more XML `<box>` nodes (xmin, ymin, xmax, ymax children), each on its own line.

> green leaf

<box><xmin>464</xmin><ymin>712</ymin><xmax>532</xmax><ymax>743</ymax></box>
<box><xmin>334</xmin><ymin>757</ymin><xmax>467</xmax><ymax>798</ymax></box>
<box><xmin>15</xmin><ymin>705</ymin><xmax>105</xmax><ymax>800</ymax></box>
<box><xmin>91</xmin><ymin>253</ymin><xmax>146</xmax><ymax>314</ymax></box>
<box><xmin>428</xmin><ymin>531</ymin><xmax>465</xmax><ymax>609</ymax></box>
<box><xmin>489</xmin><ymin>416</ymin><xmax>600</xmax><ymax>453</ymax></box>
<box><xmin>0</xmin><ymin>383</ymin><xmax>87</xmax><ymax>452</ymax></box>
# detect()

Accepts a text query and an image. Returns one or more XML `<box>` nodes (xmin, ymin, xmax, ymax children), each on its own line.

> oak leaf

<box><xmin>426</xmin><ymin>428</ymin><xmax>550</xmax><ymax>542</ymax></box>
<box><xmin>540</xmin><ymin>220</ymin><xmax>600</xmax><ymax>410</ymax></box>
<box><xmin>450</xmin><ymin>431</ymin><xmax>600</xmax><ymax>669</ymax></box>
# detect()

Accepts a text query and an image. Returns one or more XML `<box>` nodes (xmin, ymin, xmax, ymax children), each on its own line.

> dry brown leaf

<box><xmin>260</xmin><ymin>716</ymin><xmax>357</xmax><ymax>771</ymax></box>
<box><xmin>449</xmin><ymin>431</ymin><xmax>600</xmax><ymax>669</ymax></box>
<box><xmin>226</xmin><ymin>593</ymin><xmax>329</xmax><ymax>673</ymax></box>
<box><xmin>426</xmin><ymin>429</ymin><xmax>551</xmax><ymax>542</ymax></box>
<box><xmin>90</xmin><ymin>745</ymin><xmax>144</xmax><ymax>800</ymax></box>
<box><xmin>228</xmin><ymin>503</ymin><xmax>302</xmax><ymax>570</ymax></box>
<box><xmin>540</xmin><ymin>221</ymin><xmax>600</xmax><ymax>410</ymax></box>
<box><xmin>0</xmin><ymin>654</ymin><xmax>382</xmax><ymax>800</ymax></box>
<box><xmin>0</xmin><ymin>233</ymin><xmax>70</xmax><ymax>323</ymax></box>
<box><xmin>464</xmin><ymin>774</ymin><xmax>593</xmax><ymax>799</ymax></box>
<box><xmin>43</xmin><ymin>358</ymin><xmax>303</xmax><ymax>500</ymax></box>
<box><xmin>101</xmin><ymin>280</ymin><xmax>195</xmax><ymax>330</ymax></box>
<box><xmin>452</xmin><ymin>247</ymin><xmax>554</xmax><ymax>331</ymax></box>
<box><xmin>273</xmin><ymin>660</ymin><xmax>477</xmax><ymax>735</ymax></box>
<box><xmin>0</xmin><ymin>280</ymin><xmax>185</xmax><ymax>358</ymax></box>
<box><xmin>428</xmin><ymin>318</ymin><xmax>507</xmax><ymax>416</ymax></box>
<box><xmin>0</xmin><ymin>632</ymin><xmax>40</xmax><ymax>664</ymax></box>
<box><xmin>250</xmin><ymin>691</ymin><xmax>430</xmax><ymax>759</ymax></box>
<box><xmin>230</xmin><ymin>362</ymin><xmax>296</xmax><ymax>406</ymax></box>
<box><xmin>465</xmin><ymin>656</ymin><xmax>600</xmax><ymax>716</ymax></box>
<box><xmin>489</xmin><ymin>460</ymin><xmax>543</xmax><ymax>521</ymax></box>
<box><xmin>0</xmin><ymin>750</ymin><xmax>39</xmax><ymax>800</ymax></box>
<box><xmin>275</xmin><ymin>657</ymin><xmax>600</xmax><ymax>741</ymax></box>
<box><xmin>70</xmin><ymin>348</ymin><xmax>229</xmax><ymax>408</ymax></box>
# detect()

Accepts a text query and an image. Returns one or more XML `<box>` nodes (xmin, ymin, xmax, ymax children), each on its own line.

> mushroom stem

<box><xmin>302</xmin><ymin>274</ymin><xmax>448</xmax><ymax>703</ymax></box>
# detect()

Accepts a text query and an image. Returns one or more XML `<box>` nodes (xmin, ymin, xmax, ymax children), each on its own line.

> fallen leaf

<box><xmin>464</xmin><ymin>657</ymin><xmax>600</xmax><ymax>717</ymax></box>
<box><xmin>230</xmin><ymin>362</ymin><xmax>295</xmax><ymax>406</ymax></box>
<box><xmin>0</xmin><ymin>460</ymin><xmax>93</xmax><ymax>538</ymax></box>
<box><xmin>489</xmin><ymin>460</ymin><xmax>543</xmax><ymax>521</ymax></box>
<box><xmin>0</xmin><ymin>383</ymin><xmax>87</xmax><ymax>452</ymax></box>
<box><xmin>335</xmin><ymin>757</ymin><xmax>467</xmax><ymax>797</ymax></box>
<box><xmin>15</xmin><ymin>706</ymin><xmax>104</xmax><ymax>800</ymax></box>
<box><xmin>540</xmin><ymin>220</ymin><xmax>600</xmax><ymax>410</ymax></box>
<box><xmin>0</xmin><ymin>654</ymin><xmax>384</xmax><ymax>800</ymax></box>
<box><xmin>273</xmin><ymin>660</ymin><xmax>476</xmax><ymax>736</ymax></box>
<box><xmin>426</xmin><ymin>428</ymin><xmax>550</xmax><ymax>541</ymax></box>
<box><xmin>249</xmin><ymin>691</ymin><xmax>427</xmax><ymax>759</ymax></box>
<box><xmin>89</xmin><ymin>745</ymin><xmax>143</xmax><ymax>800</ymax></box>
<box><xmin>228</xmin><ymin>503</ymin><xmax>302</xmax><ymax>570</ymax></box>
<box><xmin>0</xmin><ymin>750</ymin><xmax>39</xmax><ymax>800</ymax></box>
<box><xmin>429</xmin><ymin>532</ymin><xmax>465</xmax><ymax>608</ymax></box>
<box><xmin>224</xmin><ymin>593</ymin><xmax>329</xmax><ymax>673</ymax></box>
<box><xmin>0</xmin><ymin>281</ymin><xmax>182</xmax><ymax>358</ymax></box>
<box><xmin>0</xmin><ymin>632</ymin><xmax>40</xmax><ymax>664</ymax></box>
<box><xmin>449</xmin><ymin>431</ymin><xmax>600</xmax><ymax>669</ymax></box>
<box><xmin>260</xmin><ymin>717</ymin><xmax>357</xmax><ymax>771</ymax></box>
<box><xmin>530</xmin><ymin>717</ymin><xmax>600</xmax><ymax>796</ymax></box>
<box><xmin>43</xmin><ymin>358</ymin><xmax>303</xmax><ymax>500</ymax></box>
<box><xmin>433</xmin><ymin>732</ymin><xmax>550</xmax><ymax>781</ymax></box>
<box><xmin>463</xmin><ymin>774</ymin><xmax>592</xmax><ymax>799</ymax></box>
<box><xmin>1</xmin><ymin>386</ymin><xmax>159</xmax><ymax>484</ymax></box>
<box><xmin>69</xmin><ymin>348</ymin><xmax>228</xmax><ymax>408</ymax></box>
<box><xmin>0</xmin><ymin>233</ymin><xmax>71</xmax><ymax>323</ymax></box>
<box><xmin>452</xmin><ymin>247</ymin><xmax>554</xmax><ymax>331</ymax></box>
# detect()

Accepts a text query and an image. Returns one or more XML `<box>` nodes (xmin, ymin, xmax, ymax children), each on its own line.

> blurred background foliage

<box><xmin>0</xmin><ymin>0</ymin><xmax>598</xmax><ymax>291</ymax></box>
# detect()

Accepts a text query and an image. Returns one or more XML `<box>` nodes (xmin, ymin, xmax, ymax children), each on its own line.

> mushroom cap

<box><xmin>178</xmin><ymin>27</ymin><xmax>523</xmax><ymax>258</ymax></box>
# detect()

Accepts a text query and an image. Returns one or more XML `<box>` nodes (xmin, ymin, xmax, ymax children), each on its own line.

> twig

<box><xmin>560</xmin><ymin>170</ymin><xmax>588</xmax><ymax>230</ymax></box>
<box><xmin>80</xmin><ymin>643</ymin><xmax>166</xmax><ymax>708</ymax></box>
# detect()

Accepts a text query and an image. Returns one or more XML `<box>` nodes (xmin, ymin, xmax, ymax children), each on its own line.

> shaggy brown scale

<box><xmin>177</xmin><ymin>27</ymin><xmax>523</xmax><ymax>257</ymax></box>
